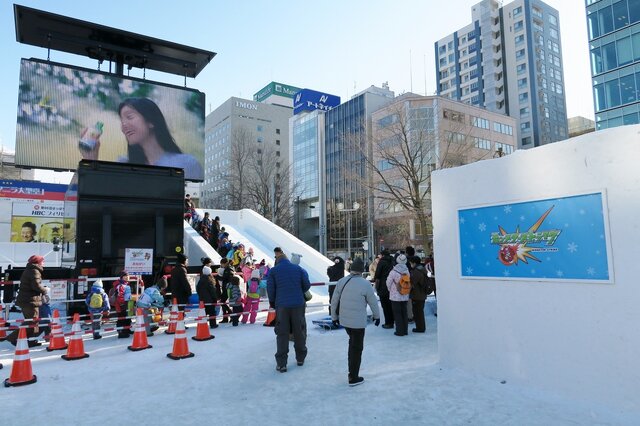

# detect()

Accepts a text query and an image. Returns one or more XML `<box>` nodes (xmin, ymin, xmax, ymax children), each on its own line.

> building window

<box><xmin>515</xmin><ymin>34</ymin><xmax>525</xmax><ymax>45</ymax></box>
<box><xmin>516</xmin><ymin>48</ymin><xmax>526</xmax><ymax>60</ymax></box>
<box><xmin>276</xmin><ymin>151</ymin><xmax>281</xmax><ymax>157</ymax></box>
<box><xmin>257</xmin><ymin>125</ymin><xmax>263</xmax><ymax>132</ymax></box>
<box><xmin>521</xmin><ymin>121</ymin><xmax>531</xmax><ymax>131</ymax></box>
<box><xmin>522</xmin><ymin>137</ymin><xmax>532</xmax><ymax>145</ymax></box>
<box><xmin>549</xmin><ymin>15</ymin><xmax>558</xmax><ymax>26</ymax></box>
<box><xmin>532</xmin><ymin>7</ymin><xmax>543</xmax><ymax>19</ymax></box>
<box><xmin>276</xmin><ymin>128</ymin><xmax>281</xmax><ymax>134</ymax></box>
<box><xmin>471</xmin><ymin>116</ymin><xmax>490</xmax><ymax>129</ymax></box>
<box><xmin>517</xmin><ymin>63</ymin><xmax>527</xmax><ymax>74</ymax></box>
<box><xmin>443</xmin><ymin>109</ymin><xmax>465</xmax><ymax>122</ymax></box>
<box><xmin>514</xmin><ymin>21</ymin><xmax>524</xmax><ymax>31</ymax></box>
<box><xmin>276</xmin><ymin>162</ymin><xmax>280</xmax><ymax>168</ymax></box>
<box><xmin>257</xmin><ymin>137</ymin><xmax>264</xmax><ymax>143</ymax></box>
<box><xmin>513</xmin><ymin>6</ymin><xmax>522</xmax><ymax>17</ymax></box>
<box><xmin>518</xmin><ymin>92</ymin><xmax>529</xmax><ymax>103</ymax></box>
<box><xmin>474</xmin><ymin>137</ymin><xmax>491</xmax><ymax>150</ymax></box>
<box><xmin>518</xmin><ymin>77</ymin><xmax>527</xmax><ymax>88</ymax></box>
<box><xmin>276</xmin><ymin>140</ymin><xmax>281</xmax><ymax>145</ymax></box>
<box><xmin>550</xmin><ymin>28</ymin><xmax>559</xmax><ymax>39</ymax></box>
<box><xmin>495</xmin><ymin>142</ymin><xmax>514</xmax><ymax>154</ymax></box>
<box><xmin>520</xmin><ymin>107</ymin><xmax>530</xmax><ymax>116</ymax></box>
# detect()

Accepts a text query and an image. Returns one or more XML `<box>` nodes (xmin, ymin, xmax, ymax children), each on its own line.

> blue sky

<box><xmin>0</xmin><ymin>0</ymin><xmax>592</xmax><ymax>159</ymax></box>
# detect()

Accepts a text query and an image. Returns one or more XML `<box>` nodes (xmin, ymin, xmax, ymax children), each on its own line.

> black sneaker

<box><xmin>297</xmin><ymin>361</ymin><xmax>304</xmax><ymax>366</ymax></box>
<box><xmin>93</xmin><ymin>334</ymin><xmax>103</xmax><ymax>340</ymax></box>
<box><xmin>276</xmin><ymin>365</ymin><xmax>287</xmax><ymax>373</ymax></box>
<box><xmin>408</xmin><ymin>318</ymin><xmax>414</xmax><ymax>323</ymax></box>
<box><xmin>381</xmin><ymin>324</ymin><xmax>394</xmax><ymax>329</ymax></box>
<box><xmin>348</xmin><ymin>376</ymin><xmax>365</xmax><ymax>387</ymax></box>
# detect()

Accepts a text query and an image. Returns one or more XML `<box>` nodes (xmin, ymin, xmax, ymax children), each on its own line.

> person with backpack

<box><xmin>330</xmin><ymin>258</ymin><xmax>381</xmax><ymax>387</ymax></box>
<box><xmin>113</xmin><ymin>271</ymin><xmax>133</xmax><ymax>338</ymax></box>
<box><xmin>242</xmin><ymin>269</ymin><xmax>261</xmax><ymax>324</ymax></box>
<box><xmin>85</xmin><ymin>279</ymin><xmax>110</xmax><ymax>339</ymax></box>
<box><xmin>408</xmin><ymin>256</ymin><xmax>429</xmax><ymax>333</ymax></box>
<box><xmin>197</xmin><ymin>266</ymin><xmax>218</xmax><ymax>329</ymax></box>
<box><xmin>137</xmin><ymin>276</ymin><xmax>168</xmax><ymax>336</ymax></box>
<box><xmin>386</xmin><ymin>254</ymin><xmax>411</xmax><ymax>336</ymax></box>
<box><xmin>373</xmin><ymin>250</ymin><xmax>395</xmax><ymax>329</ymax></box>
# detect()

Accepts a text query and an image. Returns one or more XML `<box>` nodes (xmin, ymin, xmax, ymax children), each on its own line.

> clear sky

<box><xmin>0</xmin><ymin>0</ymin><xmax>592</xmax><ymax>174</ymax></box>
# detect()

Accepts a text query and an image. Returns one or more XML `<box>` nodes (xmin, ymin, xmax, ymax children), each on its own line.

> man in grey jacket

<box><xmin>330</xmin><ymin>258</ymin><xmax>381</xmax><ymax>387</ymax></box>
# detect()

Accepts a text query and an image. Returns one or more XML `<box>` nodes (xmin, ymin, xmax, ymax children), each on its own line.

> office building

<box><xmin>435</xmin><ymin>0</ymin><xmax>568</xmax><ymax>149</ymax></box>
<box><xmin>201</xmin><ymin>97</ymin><xmax>292</xmax><ymax>212</ymax></box>
<box><xmin>291</xmin><ymin>84</ymin><xmax>394</xmax><ymax>257</ymax></box>
<box><xmin>371</xmin><ymin>94</ymin><xmax>517</xmax><ymax>250</ymax></box>
<box><xmin>568</xmin><ymin>116</ymin><xmax>596</xmax><ymax>137</ymax></box>
<box><xmin>587</xmin><ymin>0</ymin><xmax>640</xmax><ymax>129</ymax></box>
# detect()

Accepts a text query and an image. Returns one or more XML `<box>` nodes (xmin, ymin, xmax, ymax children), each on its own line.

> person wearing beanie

<box><xmin>331</xmin><ymin>257</ymin><xmax>381</xmax><ymax>387</ymax></box>
<box><xmin>85</xmin><ymin>279</ymin><xmax>110</xmax><ymax>339</ymax></box>
<box><xmin>373</xmin><ymin>250</ymin><xmax>395</xmax><ymax>329</ymax></box>
<box><xmin>216</xmin><ymin>258</ymin><xmax>234</xmax><ymax>323</ymax></box>
<box><xmin>6</xmin><ymin>254</ymin><xmax>48</xmax><ymax>347</ymax></box>
<box><xmin>408</xmin><ymin>256</ymin><xmax>429</xmax><ymax>333</ymax></box>
<box><xmin>137</xmin><ymin>276</ymin><xmax>168</xmax><ymax>336</ymax></box>
<box><xmin>327</xmin><ymin>256</ymin><xmax>346</xmax><ymax>315</ymax></box>
<box><xmin>196</xmin><ymin>265</ymin><xmax>218</xmax><ymax>329</ymax></box>
<box><xmin>242</xmin><ymin>268</ymin><xmax>262</xmax><ymax>324</ymax></box>
<box><xmin>170</xmin><ymin>254</ymin><xmax>192</xmax><ymax>313</ymax></box>
<box><xmin>114</xmin><ymin>271</ymin><xmax>133</xmax><ymax>338</ymax></box>
<box><xmin>386</xmin><ymin>253</ymin><xmax>411</xmax><ymax>336</ymax></box>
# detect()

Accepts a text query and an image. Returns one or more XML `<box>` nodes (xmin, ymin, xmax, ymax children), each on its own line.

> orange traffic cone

<box><xmin>164</xmin><ymin>299</ymin><xmax>178</xmax><ymax>335</ymax></box>
<box><xmin>46</xmin><ymin>309</ymin><xmax>67</xmax><ymax>352</ymax></box>
<box><xmin>4</xmin><ymin>327</ymin><xmax>37</xmax><ymax>387</ymax></box>
<box><xmin>167</xmin><ymin>312</ymin><xmax>194</xmax><ymax>360</ymax></box>
<box><xmin>263</xmin><ymin>308</ymin><xmax>276</xmax><ymax>327</ymax></box>
<box><xmin>128</xmin><ymin>308</ymin><xmax>152</xmax><ymax>351</ymax></box>
<box><xmin>0</xmin><ymin>303</ymin><xmax>6</xmax><ymax>341</ymax></box>
<box><xmin>192</xmin><ymin>302</ymin><xmax>214</xmax><ymax>342</ymax></box>
<box><xmin>61</xmin><ymin>313</ymin><xmax>89</xmax><ymax>361</ymax></box>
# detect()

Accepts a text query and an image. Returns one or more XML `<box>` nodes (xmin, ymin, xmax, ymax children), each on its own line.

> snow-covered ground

<box><xmin>1</xmin><ymin>297</ymin><xmax>637</xmax><ymax>425</ymax></box>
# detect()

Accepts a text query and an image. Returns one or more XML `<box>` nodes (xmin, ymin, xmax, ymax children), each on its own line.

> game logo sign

<box><xmin>15</xmin><ymin>58</ymin><xmax>205</xmax><ymax>181</ymax></box>
<box><xmin>457</xmin><ymin>192</ymin><xmax>613</xmax><ymax>282</ymax></box>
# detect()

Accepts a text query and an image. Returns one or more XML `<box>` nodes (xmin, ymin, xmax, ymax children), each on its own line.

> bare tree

<box><xmin>356</xmin><ymin>101</ymin><xmax>494</xmax><ymax>251</ymax></box>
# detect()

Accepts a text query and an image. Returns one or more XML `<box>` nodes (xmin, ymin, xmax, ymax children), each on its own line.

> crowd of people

<box><xmin>5</xmin><ymin>218</ymin><xmax>435</xmax><ymax>388</ymax></box>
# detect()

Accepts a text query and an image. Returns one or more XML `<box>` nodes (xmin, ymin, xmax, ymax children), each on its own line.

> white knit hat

<box><xmin>202</xmin><ymin>266</ymin><xmax>212</xmax><ymax>276</ymax></box>
<box><xmin>396</xmin><ymin>254</ymin><xmax>407</xmax><ymax>264</ymax></box>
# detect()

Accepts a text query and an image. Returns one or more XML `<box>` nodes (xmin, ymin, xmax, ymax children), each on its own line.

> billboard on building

<box><xmin>457</xmin><ymin>192</ymin><xmax>613</xmax><ymax>282</ymax></box>
<box><xmin>15</xmin><ymin>58</ymin><xmax>205</xmax><ymax>181</ymax></box>
<box><xmin>0</xmin><ymin>180</ymin><xmax>70</xmax><ymax>243</ymax></box>
<box><xmin>293</xmin><ymin>89</ymin><xmax>341</xmax><ymax>115</ymax></box>
<box><xmin>253</xmin><ymin>81</ymin><xmax>301</xmax><ymax>102</ymax></box>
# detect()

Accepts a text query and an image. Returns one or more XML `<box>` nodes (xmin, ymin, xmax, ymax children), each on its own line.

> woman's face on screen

<box><xmin>120</xmin><ymin>105</ymin><xmax>153</xmax><ymax>146</ymax></box>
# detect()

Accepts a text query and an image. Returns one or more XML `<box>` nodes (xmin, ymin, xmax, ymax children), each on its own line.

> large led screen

<box><xmin>16</xmin><ymin>58</ymin><xmax>205</xmax><ymax>181</ymax></box>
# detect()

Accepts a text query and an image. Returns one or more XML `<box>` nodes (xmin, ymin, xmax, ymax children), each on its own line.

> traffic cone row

<box><xmin>61</xmin><ymin>313</ymin><xmax>89</xmax><ymax>361</ymax></box>
<box><xmin>165</xmin><ymin>299</ymin><xmax>178</xmax><ymax>335</ymax></box>
<box><xmin>128</xmin><ymin>308</ymin><xmax>152</xmax><ymax>351</ymax></box>
<box><xmin>47</xmin><ymin>309</ymin><xmax>68</xmax><ymax>352</ymax></box>
<box><xmin>167</xmin><ymin>312</ymin><xmax>194</xmax><ymax>360</ymax></box>
<box><xmin>192</xmin><ymin>301</ymin><xmax>215</xmax><ymax>341</ymax></box>
<box><xmin>4</xmin><ymin>327</ymin><xmax>37</xmax><ymax>387</ymax></box>
<box><xmin>0</xmin><ymin>303</ymin><xmax>7</xmax><ymax>341</ymax></box>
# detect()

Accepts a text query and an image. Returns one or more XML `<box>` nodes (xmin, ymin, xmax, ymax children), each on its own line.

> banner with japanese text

<box><xmin>458</xmin><ymin>192</ymin><xmax>613</xmax><ymax>282</ymax></box>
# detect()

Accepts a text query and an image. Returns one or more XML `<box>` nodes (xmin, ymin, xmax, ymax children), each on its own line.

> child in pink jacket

<box><xmin>241</xmin><ymin>269</ymin><xmax>261</xmax><ymax>324</ymax></box>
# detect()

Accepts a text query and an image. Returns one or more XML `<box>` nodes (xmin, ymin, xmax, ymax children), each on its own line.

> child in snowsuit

<box><xmin>242</xmin><ymin>269</ymin><xmax>261</xmax><ymax>324</ymax></box>
<box><xmin>113</xmin><ymin>271</ymin><xmax>132</xmax><ymax>338</ymax></box>
<box><xmin>228</xmin><ymin>275</ymin><xmax>243</xmax><ymax>326</ymax></box>
<box><xmin>136</xmin><ymin>276</ymin><xmax>167</xmax><ymax>336</ymax></box>
<box><xmin>85</xmin><ymin>279</ymin><xmax>110</xmax><ymax>339</ymax></box>
<box><xmin>38</xmin><ymin>291</ymin><xmax>52</xmax><ymax>339</ymax></box>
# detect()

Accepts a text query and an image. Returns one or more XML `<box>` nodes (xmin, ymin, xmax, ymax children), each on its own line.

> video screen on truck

<box><xmin>15</xmin><ymin>58</ymin><xmax>205</xmax><ymax>181</ymax></box>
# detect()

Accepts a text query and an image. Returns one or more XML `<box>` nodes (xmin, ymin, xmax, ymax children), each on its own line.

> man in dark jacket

<box><xmin>409</xmin><ymin>256</ymin><xmax>429</xmax><ymax>333</ymax></box>
<box><xmin>7</xmin><ymin>255</ymin><xmax>48</xmax><ymax>347</ymax></box>
<box><xmin>267</xmin><ymin>255</ymin><xmax>311</xmax><ymax>372</ymax></box>
<box><xmin>373</xmin><ymin>250</ymin><xmax>395</xmax><ymax>329</ymax></box>
<box><xmin>326</xmin><ymin>256</ymin><xmax>345</xmax><ymax>314</ymax></box>
<box><xmin>170</xmin><ymin>254</ymin><xmax>192</xmax><ymax>312</ymax></box>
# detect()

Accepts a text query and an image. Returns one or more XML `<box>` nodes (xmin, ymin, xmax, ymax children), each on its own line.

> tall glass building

<box><xmin>587</xmin><ymin>0</ymin><xmax>640</xmax><ymax>129</ymax></box>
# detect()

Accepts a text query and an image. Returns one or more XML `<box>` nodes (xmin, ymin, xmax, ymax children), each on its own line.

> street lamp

<box><xmin>337</xmin><ymin>202</ymin><xmax>360</xmax><ymax>259</ymax></box>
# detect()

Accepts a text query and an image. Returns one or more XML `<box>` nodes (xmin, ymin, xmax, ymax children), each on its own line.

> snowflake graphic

<box><xmin>493</xmin><ymin>216</ymin><xmax>498</xmax><ymax>221</ymax></box>
<box><xmin>478</xmin><ymin>223</ymin><xmax>486</xmax><ymax>232</ymax></box>
<box><xmin>473</xmin><ymin>212</ymin><xmax>478</xmax><ymax>216</ymax></box>
<box><xmin>504</xmin><ymin>206</ymin><xmax>512</xmax><ymax>214</ymax></box>
<box><xmin>579</xmin><ymin>209</ymin><xmax>586</xmax><ymax>215</ymax></box>
<box><xmin>503</xmin><ymin>270</ymin><xmax>510</xmax><ymax>277</ymax></box>
<box><xmin>564</xmin><ymin>223</ymin><xmax>570</xmax><ymax>228</ymax></box>
<box><xmin>586</xmin><ymin>267</ymin><xmax>596</xmax><ymax>276</ymax></box>
<box><xmin>567</xmin><ymin>242</ymin><xmax>578</xmax><ymax>253</ymax></box>
<box><xmin>556</xmin><ymin>270</ymin><xmax>564</xmax><ymax>277</ymax></box>
<box><xmin>595</xmin><ymin>250</ymin><xmax>600</xmax><ymax>255</ymax></box>
<box><xmin>469</xmin><ymin>244</ymin><xmax>475</xmax><ymax>250</ymax></box>
<box><xmin>466</xmin><ymin>267</ymin><xmax>474</xmax><ymax>275</ymax></box>
<box><xmin>520</xmin><ymin>215</ymin><xmax>526</xmax><ymax>221</ymax></box>
<box><xmin>599</xmin><ymin>234</ymin><xmax>604</xmax><ymax>239</ymax></box>
<box><xmin>530</xmin><ymin>269</ymin><xmax>536</xmax><ymax>274</ymax></box>
<box><xmin>485</xmin><ymin>261</ymin><xmax>491</xmax><ymax>266</ymax></box>
<box><xmin>460</xmin><ymin>217</ymin><xmax>466</xmax><ymax>224</ymax></box>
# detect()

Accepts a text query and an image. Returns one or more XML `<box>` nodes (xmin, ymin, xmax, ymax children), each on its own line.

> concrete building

<box><xmin>291</xmin><ymin>84</ymin><xmax>394</xmax><ymax>258</ymax></box>
<box><xmin>201</xmin><ymin>97</ymin><xmax>292</xmax><ymax>210</ymax></box>
<box><xmin>0</xmin><ymin>148</ymin><xmax>35</xmax><ymax>180</ymax></box>
<box><xmin>253</xmin><ymin>81</ymin><xmax>301</xmax><ymax>108</ymax></box>
<box><xmin>568</xmin><ymin>116</ymin><xmax>596</xmax><ymax>138</ymax></box>
<box><xmin>435</xmin><ymin>0</ymin><xmax>567</xmax><ymax>149</ymax></box>
<box><xmin>371</xmin><ymin>94</ymin><xmax>517</xmax><ymax>251</ymax></box>
<box><xmin>587</xmin><ymin>0</ymin><xmax>640</xmax><ymax>129</ymax></box>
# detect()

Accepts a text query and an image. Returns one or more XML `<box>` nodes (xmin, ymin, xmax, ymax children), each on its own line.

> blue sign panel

<box><xmin>458</xmin><ymin>192</ymin><xmax>612</xmax><ymax>282</ymax></box>
<box><xmin>293</xmin><ymin>89</ymin><xmax>340</xmax><ymax>115</ymax></box>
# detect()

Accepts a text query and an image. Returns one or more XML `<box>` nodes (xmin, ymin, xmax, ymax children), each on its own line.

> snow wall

<box><xmin>432</xmin><ymin>124</ymin><xmax>640</xmax><ymax>411</ymax></box>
